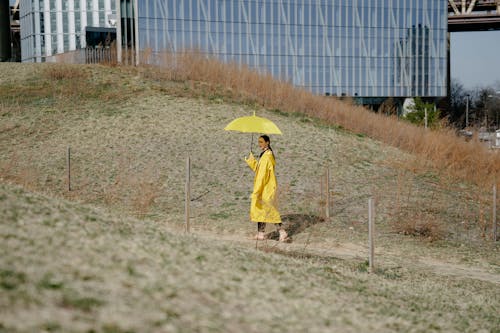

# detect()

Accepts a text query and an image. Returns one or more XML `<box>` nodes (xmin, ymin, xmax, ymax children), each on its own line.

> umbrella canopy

<box><xmin>224</xmin><ymin>111</ymin><xmax>282</xmax><ymax>135</ymax></box>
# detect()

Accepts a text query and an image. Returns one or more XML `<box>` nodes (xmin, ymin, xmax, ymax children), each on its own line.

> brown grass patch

<box><xmin>391</xmin><ymin>211</ymin><xmax>445</xmax><ymax>242</ymax></box>
<box><xmin>0</xmin><ymin>153</ymin><xmax>41</xmax><ymax>192</ymax></box>
<box><xmin>43</xmin><ymin>64</ymin><xmax>90</xmax><ymax>81</ymax></box>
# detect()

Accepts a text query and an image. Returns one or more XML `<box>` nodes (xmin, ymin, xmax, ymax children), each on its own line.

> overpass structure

<box><xmin>448</xmin><ymin>0</ymin><xmax>500</xmax><ymax>31</ymax></box>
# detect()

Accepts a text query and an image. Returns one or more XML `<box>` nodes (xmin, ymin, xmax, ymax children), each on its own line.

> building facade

<box><xmin>19</xmin><ymin>0</ymin><xmax>448</xmax><ymax>99</ymax></box>
<box><xmin>134</xmin><ymin>0</ymin><xmax>447</xmax><ymax>98</ymax></box>
<box><xmin>20</xmin><ymin>0</ymin><xmax>115</xmax><ymax>62</ymax></box>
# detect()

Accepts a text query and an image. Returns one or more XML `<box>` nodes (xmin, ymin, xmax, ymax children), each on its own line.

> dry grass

<box><xmin>1</xmin><ymin>62</ymin><xmax>498</xmax><ymax>245</ymax></box>
<box><xmin>0</xmin><ymin>61</ymin><xmax>499</xmax><ymax>332</ymax></box>
<box><xmin>141</xmin><ymin>50</ymin><xmax>500</xmax><ymax>187</ymax></box>
<box><xmin>391</xmin><ymin>210</ymin><xmax>445</xmax><ymax>242</ymax></box>
<box><xmin>1</xmin><ymin>182</ymin><xmax>499</xmax><ymax>332</ymax></box>
<box><xmin>43</xmin><ymin>64</ymin><xmax>90</xmax><ymax>81</ymax></box>
<box><xmin>0</xmin><ymin>154</ymin><xmax>40</xmax><ymax>192</ymax></box>
<box><xmin>139</xmin><ymin>49</ymin><xmax>500</xmax><ymax>242</ymax></box>
<box><xmin>0</xmin><ymin>63</ymin><xmax>144</xmax><ymax>113</ymax></box>
<box><xmin>108</xmin><ymin>166</ymin><xmax>162</xmax><ymax>219</ymax></box>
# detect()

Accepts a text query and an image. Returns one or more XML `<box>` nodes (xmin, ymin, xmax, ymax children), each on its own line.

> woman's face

<box><xmin>258</xmin><ymin>137</ymin><xmax>269</xmax><ymax>150</ymax></box>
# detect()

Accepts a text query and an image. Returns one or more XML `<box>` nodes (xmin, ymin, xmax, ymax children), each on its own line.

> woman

<box><xmin>245</xmin><ymin>135</ymin><xmax>288</xmax><ymax>241</ymax></box>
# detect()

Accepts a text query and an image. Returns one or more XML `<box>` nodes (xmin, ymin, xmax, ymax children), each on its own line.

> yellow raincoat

<box><xmin>245</xmin><ymin>150</ymin><xmax>281</xmax><ymax>223</ymax></box>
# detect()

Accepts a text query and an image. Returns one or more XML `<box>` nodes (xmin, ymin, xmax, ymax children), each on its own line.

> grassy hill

<box><xmin>0</xmin><ymin>62</ymin><xmax>499</xmax><ymax>332</ymax></box>
<box><xmin>1</xmin><ymin>182</ymin><xmax>499</xmax><ymax>332</ymax></box>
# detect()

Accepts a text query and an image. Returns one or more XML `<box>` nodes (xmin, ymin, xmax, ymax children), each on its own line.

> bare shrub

<box><xmin>391</xmin><ymin>211</ymin><xmax>445</xmax><ymax>242</ymax></box>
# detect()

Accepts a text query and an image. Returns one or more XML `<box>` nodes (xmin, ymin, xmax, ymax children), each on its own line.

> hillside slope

<box><xmin>0</xmin><ymin>63</ymin><xmax>499</xmax><ymax>332</ymax></box>
<box><xmin>1</xmin><ymin>182</ymin><xmax>499</xmax><ymax>332</ymax></box>
<box><xmin>0</xmin><ymin>63</ymin><xmax>494</xmax><ymax>244</ymax></box>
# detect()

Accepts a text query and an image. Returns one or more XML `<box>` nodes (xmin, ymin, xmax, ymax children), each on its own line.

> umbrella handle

<box><xmin>250</xmin><ymin>133</ymin><xmax>254</xmax><ymax>153</ymax></box>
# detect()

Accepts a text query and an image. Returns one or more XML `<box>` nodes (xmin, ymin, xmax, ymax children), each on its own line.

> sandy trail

<box><xmin>193</xmin><ymin>230</ymin><xmax>500</xmax><ymax>285</ymax></box>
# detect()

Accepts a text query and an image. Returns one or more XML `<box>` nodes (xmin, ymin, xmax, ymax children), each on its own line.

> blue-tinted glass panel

<box><xmin>137</xmin><ymin>0</ymin><xmax>447</xmax><ymax>98</ymax></box>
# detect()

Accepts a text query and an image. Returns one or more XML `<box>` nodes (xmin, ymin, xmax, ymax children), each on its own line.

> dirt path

<box><xmin>194</xmin><ymin>230</ymin><xmax>500</xmax><ymax>285</ymax></box>
<box><xmin>418</xmin><ymin>258</ymin><xmax>500</xmax><ymax>284</ymax></box>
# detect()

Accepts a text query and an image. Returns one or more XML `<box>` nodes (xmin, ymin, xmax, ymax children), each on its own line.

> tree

<box><xmin>448</xmin><ymin>79</ymin><xmax>468</xmax><ymax>127</ymax></box>
<box><xmin>403</xmin><ymin>97</ymin><xmax>441</xmax><ymax>128</ymax></box>
<box><xmin>478</xmin><ymin>87</ymin><xmax>500</xmax><ymax>129</ymax></box>
<box><xmin>448</xmin><ymin>79</ymin><xmax>500</xmax><ymax>129</ymax></box>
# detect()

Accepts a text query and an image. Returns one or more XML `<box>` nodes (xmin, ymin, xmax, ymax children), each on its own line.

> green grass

<box><xmin>0</xmin><ymin>268</ymin><xmax>26</xmax><ymax>290</ymax></box>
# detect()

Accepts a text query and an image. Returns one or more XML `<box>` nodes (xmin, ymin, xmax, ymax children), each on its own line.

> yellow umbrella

<box><xmin>224</xmin><ymin>111</ymin><xmax>282</xmax><ymax>135</ymax></box>
<box><xmin>224</xmin><ymin>111</ymin><xmax>282</xmax><ymax>152</ymax></box>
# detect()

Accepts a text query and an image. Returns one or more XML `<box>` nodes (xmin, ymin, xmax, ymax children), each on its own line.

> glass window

<box><xmin>233</xmin><ymin>1</ymin><xmax>240</xmax><ymax>22</ymax></box>
<box><xmin>122</xmin><ymin>0</ymin><xmax>446</xmax><ymax>98</ymax></box>
<box><xmin>192</xmin><ymin>1</ymin><xmax>199</xmax><ymax>21</ymax></box>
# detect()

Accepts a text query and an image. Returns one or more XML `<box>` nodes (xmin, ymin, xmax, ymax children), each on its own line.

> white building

<box><xmin>19</xmin><ymin>0</ymin><xmax>116</xmax><ymax>62</ymax></box>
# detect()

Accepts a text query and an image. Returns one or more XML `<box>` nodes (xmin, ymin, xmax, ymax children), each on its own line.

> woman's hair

<box><xmin>259</xmin><ymin>135</ymin><xmax>273</xmax><ymax>157</ymax></box>
<box><xmin>259</xmin><ymin>135</ymin><xmax>272</xmax><ymax>150</ymax></box>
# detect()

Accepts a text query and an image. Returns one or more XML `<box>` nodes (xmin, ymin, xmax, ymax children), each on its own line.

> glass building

<box><xmin>19</xmin><ymin>0</ymin><xmax>115</xmax><ymax>62</ymax></box>
<box><xmin>134</xmin><ymin>0</ymin><xmax>447</xmax><ymax>98</ymax></box>
<box><xmin>19</xmin><ymin>0</ymin><xmax>448</xmax><ymax>99</ymax></box>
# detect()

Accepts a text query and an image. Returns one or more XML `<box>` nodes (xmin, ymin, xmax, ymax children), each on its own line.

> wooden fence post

<box><xmin>67</xmin><ymin>146</ymin><xmax>71</xmax><ymax>191</ymax></box>
<box><xmin>368</xmin><ymin>198</ymin><xmax>375</xmax><ymax>273</ymax></box>
<box><xmin>185</xmin><ymin>156</ymin><xmax>191</xmax><ymax>233</ymax></box>
<box><xmin>325</xmin><ymin>165</ymin><xmax>330</xmax><ymax>221</ymax></box>
<box><xmin>493</xmin><ymin>183</ymin><xmax>497</xmax><ymax>241</ymax></box>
